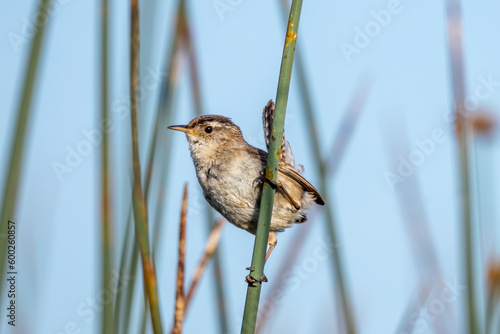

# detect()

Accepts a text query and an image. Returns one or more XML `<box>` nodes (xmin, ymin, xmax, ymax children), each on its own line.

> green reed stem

<box><xmin>99</xmin><ymin>0</ymin><xmax>114</xmax><ymax>332</ymax></box>
<box><xmin>113</xmin><ymin>207</ymin><xmax>134</xmax><ymax>333</ymax></box>
<box><xmin>0</xmin><ymin>0</ymin><xmax>52</xmax><ymax>296</ymax></box>
<box><xmin>294</xmin><ymin>40</ymin><xmax>357</xmax><ymax>334</ymax></box>
<box><xmin>445</xmin><ymin>0</ymin><xmax>478</xmax><ymax>333</ymax></box>
<box><xmin>240</xmin><ymin>1</ymin><xmax>302</xmax><ymax>332</ymax></box>
<box><xmin>133</xmin><ymin>0</ymin><xmax>186</xmax><ymax>331</ymax></box>
<box><xmin>130</xmin><ymin>0</ymin><xmax>163</xmax><ymax>332</ymax></box>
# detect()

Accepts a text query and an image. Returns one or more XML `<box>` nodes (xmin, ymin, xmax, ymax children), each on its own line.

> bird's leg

<box><xmin>276</xmin><ymin>179</ymin><xmax>301</xmax><ymax>210</ymax></box>
<box><xmin>265</xmin><ymin>231</ymin><xmax>277</xmax><ymax>264</ymax></box>
<box><xmin>245</xmin><ymin>232</ymin><xmax>277</xmax><ymax>284</ymax></box>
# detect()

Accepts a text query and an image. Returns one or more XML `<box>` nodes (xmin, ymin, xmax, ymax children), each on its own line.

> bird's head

<box><xmin>168</xmin><ymin>115</ymin><xmax>245</xmax><ymax>159</ymax></box>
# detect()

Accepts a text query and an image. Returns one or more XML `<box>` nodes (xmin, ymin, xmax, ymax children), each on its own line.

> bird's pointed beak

<box><xmin>168</xmin><ymin>125</ymin><xmax>201</xmax><ymax>136</ymax></box>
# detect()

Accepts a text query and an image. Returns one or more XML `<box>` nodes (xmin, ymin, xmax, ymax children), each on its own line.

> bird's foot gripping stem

<box><xmin>245</xmin><ymin>267</ymin><xmax>268</xmax><ymax>284</ymax></box>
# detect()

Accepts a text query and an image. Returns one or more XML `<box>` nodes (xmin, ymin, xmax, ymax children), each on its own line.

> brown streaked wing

<box><xmin>256</xmin><ymin>148</ymin><xmax>324</xmax><ymax>206</ymax></box>
<box><xmin>278</xmin><ymin>164</ymin><xmax>325</xmax><ymax>205</ymax></box>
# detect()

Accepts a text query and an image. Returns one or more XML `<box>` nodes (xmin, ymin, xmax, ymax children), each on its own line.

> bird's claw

<box><xmin>245</xmin><ymin>274</ymin><xmax>268</xmax><ymax>284</ymax></box>
<box><xmin>245</xmin><ymin>267</ymin><xmax>268</xmax><ymax>284</ymax></box>
<box><xmin>263</xmin><ymin>176</ymin><xmax>278</xmax><ymax>189</ymax></box>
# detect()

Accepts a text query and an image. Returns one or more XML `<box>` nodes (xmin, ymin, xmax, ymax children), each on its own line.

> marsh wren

<box><xmin>169</xmin><ymin>100</ymin><xmax>324</xmax><ymax>282</ymax></box>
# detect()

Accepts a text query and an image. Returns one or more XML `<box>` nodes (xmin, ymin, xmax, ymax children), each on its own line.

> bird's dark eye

<box><xmin>205</xmin><ymin>126</ymin><xmax>213</xmax><ymax>134</ymax></box>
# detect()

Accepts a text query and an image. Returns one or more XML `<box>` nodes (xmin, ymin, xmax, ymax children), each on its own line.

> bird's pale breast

<box><xmin>194</xmin><ymin>151</ymin><xmax>313</xmax><ymax>234</ymax></box>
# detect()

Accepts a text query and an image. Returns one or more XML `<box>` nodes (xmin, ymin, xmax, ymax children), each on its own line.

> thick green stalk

<box><xmin>130</xmin><ymin>0</ymin><xmax>163</xmax><ymax>332</ymax></box>
<box><xmin>240</xmin><ymin>1</ymin><xmax>303</xmax><ymax>332</ymax></box>
<box><xmin>0</xmin><ymin>0</ymin><xmax>52</xmax><ymax>295</ymax></box>
<box><xmin>445</xmin><ymin>1</ymin><xmax>478</xmax><ymax>333</ymax></box>
<box><xmin>201</xmin><ymin>210</ymin><xmax>230</xmax><ymax>333</ymax></box>
<box><xmin>99</xmin><ymin>0</ymin><xmax>114</xmax><ymax>332</ymax></box>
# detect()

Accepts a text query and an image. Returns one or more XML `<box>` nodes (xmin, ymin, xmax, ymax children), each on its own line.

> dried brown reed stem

<box><xmin>185</xmin><ymin>217</ymin><xmax>226</xmax><ymax>312</ymax></box>
<box><xmin>173</xmin><ymin>184</ymin><xmax>188</xmax><ymax>334</ymax></box>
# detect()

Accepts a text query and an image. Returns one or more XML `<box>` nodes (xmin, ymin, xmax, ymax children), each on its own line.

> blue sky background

<box><xmin>1</xmin><ymin>0</ymin><xmax>500</xmax><ymax>333</ymax></box>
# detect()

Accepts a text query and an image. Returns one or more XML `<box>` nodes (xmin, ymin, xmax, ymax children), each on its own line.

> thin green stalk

<box><xmin>99</xmin><ymin>0</ymin><xmax>114</xmax><ymax>332</ymax></box>
<box><xmin>257</xmin><ymin>82</ymin><xmax>367</xmax><ymax>334</ymax></box>
<box><xmin>326</xmin><ymin>81</ymin><xmax>369</xmax><ymax>175</ymax></box>
<box><xmin>132</xmin><ymin>1</ymin><xmax>186</xmax><ymax>331</ymax></box>
<box><xmin>150</xmin><ymin>0</ymin><xmax>184</xmax><ymax>255</ymax></box>
<box><xmin>486</xmin><ymin>291</ymin><xmax>498</xmax><ymax>334</ymax></box>
<box><xmin>125</xmin><ymin>238</ymin><xmax>141</xmax><ymax>334</ymax></box>
<box><xmin>112</xmin><ymin>158</ymin><xmax>134</xmax><ymax>334</ymax></box>
<box><xmin>202</xmin><ymin>210</ymin><xmax>229</xmax><ymax>332</ymax></box>
<box><xmin>143</xmin><ymin>0</ymin><xmax>184</xmax><ymax>193</ymax></box>
<box><xmin>240</xmin><ymin>1</ymin><xmax>303</xmax><ymax>332</ymax></box>
<box><xmin>256</xmin><ymin>79</ymin><xmax>368</xmax><ymax>333</ymax></box>
<box><xmin>445</xmin><ymin>0</ymin><xmax>478</xmax><ymax>333</ymax></box>
<box><xmin>292</xmin><ymin>20</ymin><xmax>357</xmax><ymax>334</ymax></box>
<box><xmin>141</xmin><ymin>284</ymin><xmax>149</xmax><ymax>334</ymax></box>
<box><xmin>382</xmin><ymin>120</ymin><xmax>456</xmax><ymax>333</ymax></box>
<box><xmin>183</xmin><ymin>9</ymin><xmax>230</xmax><ymax>332</ymax></box>
<box><xmin>0</xmin><ymin>0</ymin><xmax>52</xmax><ymax>296</ymax></box>
<box><xmin>132</xmin><ymin>1</ymin><xmax>186</xmax><ymax>332</ymax></box>
<box><xmin>150</xmin><ymin>93</ymin><xmax>178</xmax><ymax>253</ymax></box>
<box><xmin>120</xmin><ymin>2</ymin><xmax>184</xmax><ymax>326</ymax></box>
<box><xmin>113</xmin><ymin>207</ymin><xmax>133</xmax><ymax>333</ymax></box>
<box><xmin>130</xmin><ymin>0</ymin><xmax>163</xmax><ymax>332</ymax></box>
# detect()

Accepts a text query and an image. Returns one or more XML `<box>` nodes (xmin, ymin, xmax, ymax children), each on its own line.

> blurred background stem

<box><xmin>445</xmin><ymin>0</ymin><xmax>479</xmax><ymax>332</ymax></box>
<box><xmin>256</xmin><ymin>81</ymin><xmax>368</xmax><ymax>334</ymax></box>
<box><xmin>182</xmin><ymin>6</ymin><xmax>230</xmax><ymax>332</ymax></box>
<box><xmin>0</xmin><ymin>0</ymin><xmax>52</xmax><ymax>296</ymax></box>
<box><xmin>293</xmin><ymin>27</ymin><xmax>357</xmax><ymax>334</ymax></box>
